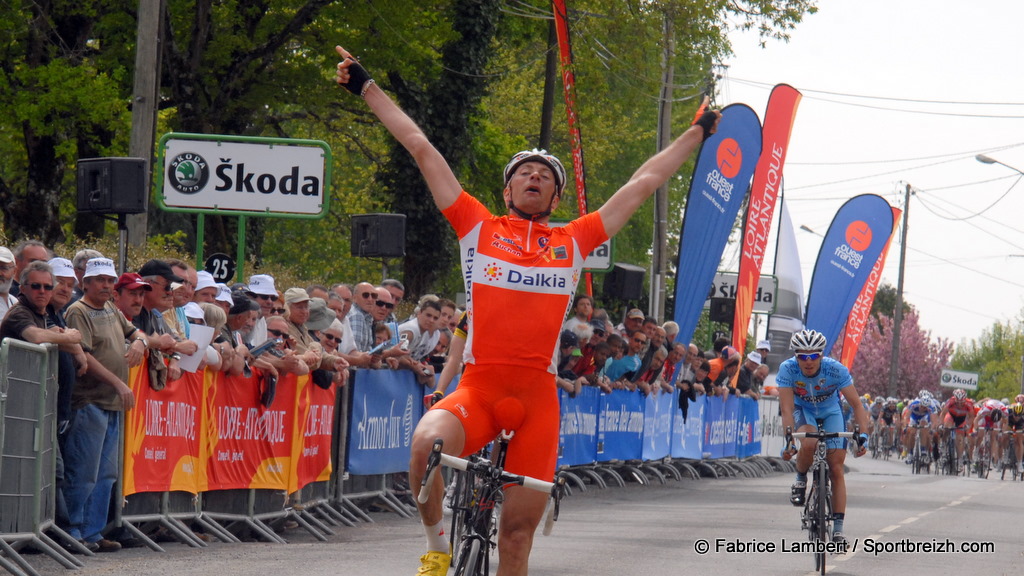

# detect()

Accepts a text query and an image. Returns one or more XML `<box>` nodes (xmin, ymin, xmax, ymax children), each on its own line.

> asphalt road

<box><xmin>14</xmin><ymin>455</ymin><xmax>1023</xmax><ymax>576</ymax></box>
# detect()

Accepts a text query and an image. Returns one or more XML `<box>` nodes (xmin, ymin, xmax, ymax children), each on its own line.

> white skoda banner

<box><xmin>159</xmin><ymin>133</ymin><xmax>330</xmax><ymax>217</ymax></box>
<box><xmin>940</xmin><ymin>369</ymin><xmax>979</xmax><ymax>391</ymax></box>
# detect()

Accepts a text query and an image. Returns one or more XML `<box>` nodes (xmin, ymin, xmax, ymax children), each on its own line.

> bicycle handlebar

<box><xmin>792</xmin><ymin>430</ymin><xmax>856</xmax><ymax>440</ymax></box>
<box><xmin>417</xmin><ymin>437</ymin><xmax>560</xmax><ymax>504</ymax></box>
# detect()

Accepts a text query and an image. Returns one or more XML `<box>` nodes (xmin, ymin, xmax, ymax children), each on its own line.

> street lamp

<box><xmin>976</xmin><ymin>153</ymin><xmax>1024</xmax><ymax>175</ymax></box>
<box><xmin>976</xmin><ymin>154</ymin><xmax>1024</xmax><ymax>394</ymax></box>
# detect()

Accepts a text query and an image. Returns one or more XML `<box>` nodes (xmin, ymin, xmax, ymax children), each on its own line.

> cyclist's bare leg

<box><xmin>827</xmin><ymin>448</ymin><xmax>848</xmax><ymax>514</ymax></box>
<box><xmin>409</xmin><ymin>409</ymin><xmax>466</xmax><ymax>527</ymax></box>
<box><xmin>495</xmin><ymin>485</ymin><xmax>548</xmax><ymax>576</ymax></box>
<box><xmin>793</xmin><ymin>424</ymin><xmax>817</xmax><ymax>474</ymax></box>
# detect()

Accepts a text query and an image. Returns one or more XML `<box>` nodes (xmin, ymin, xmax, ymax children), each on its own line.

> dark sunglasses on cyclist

<box><xmin>796</xmin><ymin>353</ymin><xmax>822</xmax><ymax>362</ymax></box>
<box><xmin>27</xmin><ymin>282</ymin><xmax>55</xmax><ymax>291</ymax></box>
<box><xmin>375</xmin><ymin>300</ymin><xmax>395</xmax><ymax>310</ymax></box>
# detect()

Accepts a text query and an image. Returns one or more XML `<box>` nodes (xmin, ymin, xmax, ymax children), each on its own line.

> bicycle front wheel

<box><xmin>815</xmin><ymin>464</ymin><xmax>828</xmax><ymax>575</ymax></box>
<box><xmin>452</xmin><ymin>537</ymin><xmax>483</xmax><ymax>576</ymax></box>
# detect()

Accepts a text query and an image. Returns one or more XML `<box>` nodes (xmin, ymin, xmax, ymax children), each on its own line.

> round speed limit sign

<box><xmin>205</xmin><ymin>253</ymin><xmax>236</xmax><ymax>283</ymax></box>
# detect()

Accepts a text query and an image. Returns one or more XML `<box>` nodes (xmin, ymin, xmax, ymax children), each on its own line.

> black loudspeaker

<box><xmin>603</xmin><ymin>262</ymin><xmax>645</xmax><ymax>301</ymax></box>
<box><xmin>709</xmin><ymin>297</ymin><xmax>736</xmax><ymax>325</ymax></box>
<box><xmin>351</xmin><ymin>213</ymin><xmax>406</xmax><ymax>258</ymax></box>
<box><xmin>76</xmin><ymin>157</ymin><xmax>148</xmax><ymax>214</ymax></box>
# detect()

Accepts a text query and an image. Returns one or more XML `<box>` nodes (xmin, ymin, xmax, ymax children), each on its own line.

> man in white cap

<box><xmin>63</xmin><ymin>257</ymin><xmax>144</xmax><ymax>552</ymax></box>
<box><xmin>45</xmin><ymin>256</ymin><xmax>87</xmax><ymax>531</ymax></box>
<box><xmin>245</xmin><ymin>273</ymin><xmax>277</xmax><ymax>346</ymax></box>
<box><xmin>756</xmin><ymin>339</ymin><xmax>772</xmax><ymax>370</ymax></box>
<box><xmin>69</xmin><ymin>249</ymin><xmax>104</xmax><ymax>305</ymax></box>
<box><xmin>193</xmin><ymin>270</ymin><xmax>218</xmax><ymax>303</ymax></box>
<box><xmin>213</xmin><ymin>283</ymin><xmax>233</xmax><ymax>316</ymax></box>
<box><xmin>736</xmin><ymin>351</ymin><xmax>763</xmax><ymax>399</ymax></box>
<box><xmin>0</xmin><ymin>247</ymin><xmax>19</xmax><ymax>320</ymax></box>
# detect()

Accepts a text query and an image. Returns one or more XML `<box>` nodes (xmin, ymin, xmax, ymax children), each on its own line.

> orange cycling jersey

<box><xmin>443</xmin><ymin>191</ymin><xmax>608</xmax><ymax>374</ymax></box>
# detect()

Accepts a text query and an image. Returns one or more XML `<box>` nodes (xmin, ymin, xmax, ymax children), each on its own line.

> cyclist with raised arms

<box><xmin>334</xmin><ymin>46</ymin><xmax>720</xmax><ymax>576</ymax></box>
<box><xmin>778</xmin><ymin>329</ymin><xmax>869</xmax><ymax>547</ymax></box>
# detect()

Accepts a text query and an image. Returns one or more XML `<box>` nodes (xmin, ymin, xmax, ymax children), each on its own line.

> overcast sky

<box><xmin>719</xmin><ymin>0</ymin><xmax>1024</xmax><ymax>346</ymax></box>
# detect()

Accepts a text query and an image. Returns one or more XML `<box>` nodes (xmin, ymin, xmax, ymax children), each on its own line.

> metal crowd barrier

<box><xmin>0</xmin><ymin>346</ymin><xmax>791</xmax><ymax>576</ymax></box>
<box><xmin>0</xmin><ymin>340</ymin><xmax>83</xmax><ymax>576</ymax></box>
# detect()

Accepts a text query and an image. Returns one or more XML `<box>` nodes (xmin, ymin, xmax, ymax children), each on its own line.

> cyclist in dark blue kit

<box><xmin>777</xmin><ymin>330</ymin><xmax>869</xmax><ymax>547</ymax></box>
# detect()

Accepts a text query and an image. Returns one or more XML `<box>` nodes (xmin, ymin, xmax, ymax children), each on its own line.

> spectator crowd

<box><xmin>0</xmin><ymin>240</ymin><xmax>773</xmax><ymax>553</ymax></box>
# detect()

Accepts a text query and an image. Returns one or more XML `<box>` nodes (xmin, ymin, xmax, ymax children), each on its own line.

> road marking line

<box><xmin>900</xmin><ymin>516</ymin><xmax>919</xmax><ymax>525</ymax></box>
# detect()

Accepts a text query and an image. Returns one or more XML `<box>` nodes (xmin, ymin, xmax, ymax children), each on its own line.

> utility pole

<box><xmin>887</xmin><ymin>183</ymin><xmax>911</xmax><ymax>397</ymax></box>
<box><xmin>649</xmin><ymin>12</ymin><xmax>674</xmax><ymax>322</ymax></box>
<box><xmin>125</xmin><ymin>0</ymin><xmax>165</xmax><ymax>247</ymax></box>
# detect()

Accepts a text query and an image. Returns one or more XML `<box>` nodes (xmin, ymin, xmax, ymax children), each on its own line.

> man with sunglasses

<box><xmin>244</xmin><ymin>273</ymin><xmax>278</xmax><ymax>346</ymax></box>
<box><xmin>346</xmin><ymin>281</ymin><xmax>380</xmax><ymax>352</ymax></box>
<box><xmin>0</xmin><ymin>261</ymin><xmax>85</xmax><ymax>353</ymax></box>
<box><xmin>778</xmin><ymin>329</ymin><xmax>869</xmax><ymax>548</ymax></box>
<box><xmin>135</xmin><ymin>259</ymin><xmax>199</xmax><ymax>381</ymax></box>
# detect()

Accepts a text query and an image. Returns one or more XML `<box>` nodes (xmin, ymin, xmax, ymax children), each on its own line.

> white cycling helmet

<box><xmin>790</xmin><ymin>329</ymin><xmax>827</xmax><ymax>352</ymax></box>
<box><xmin>503</xmin><ymin>149</ymin><xmax>567</xmax><ymax>196</ymax></box>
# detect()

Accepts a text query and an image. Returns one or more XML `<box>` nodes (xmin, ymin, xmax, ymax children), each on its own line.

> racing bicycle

<box><xmin>418</xmin><ymin>431</ymin><xmax>566</xmax><ymax>576</ymax></box>
<box><xmin>907</xmin><ymin>421</ymin><xmax>931</xmax><ymax>474</ymax></box>
<box><xmin>789</xmin><ymin>423</ymin><xmax>857</xmax><ymax>576</ymax></box>
<box><xmin>974</xmin><ymin>427</ymin><xmax>993</xmax><ymax>479</ymax></box>
<box><xmin>999</xmin><ymin>430</ymin><xmax>1022</xmax><ymax>481</ymax></box>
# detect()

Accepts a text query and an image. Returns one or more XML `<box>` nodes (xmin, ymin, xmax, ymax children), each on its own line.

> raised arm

<box><xmin>597</xmin><ymin>111</ymin><xmax>720</xmax><ymax>238</ymax></box>
<box><xmin>335</xmin><ymin>46</ymin><xmax>462</xmax><ymax>211</ymax></box>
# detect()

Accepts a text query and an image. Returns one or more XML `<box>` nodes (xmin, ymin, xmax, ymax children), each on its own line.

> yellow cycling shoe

<box><xmin>416</xmin><ymin>550</ymin><xmax>452</xmax><ymax>576</ymax></box>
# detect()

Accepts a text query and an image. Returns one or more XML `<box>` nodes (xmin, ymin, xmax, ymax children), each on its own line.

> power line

<box><xmin>729</xmin><ymin>76</ymin><xmax>1024</xmax><ymax>109</ymax></box>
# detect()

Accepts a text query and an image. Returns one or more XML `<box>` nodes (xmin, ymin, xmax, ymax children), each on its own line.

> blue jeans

<box><xmin>61</xmin><ymin>404</ymin><xmax>120</xmax><ymax>542</ymax></box>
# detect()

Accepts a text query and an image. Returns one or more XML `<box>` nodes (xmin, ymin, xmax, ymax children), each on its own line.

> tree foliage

<box><xmin>0</xmin><ymin>0</ymin><xmax>821</xmax><ymax>300</ymax></box>
<box><xmin>950</xmin><ymin>319</ymin><xmax>1024</xmax><ymax>401</ymax></box>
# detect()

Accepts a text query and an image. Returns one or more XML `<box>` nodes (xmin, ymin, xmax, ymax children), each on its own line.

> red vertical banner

<box><xmin>839</xmin><ymin>206</ymin><xmax>901</xmax><ymax>368</ymax></box>
<box><xmin>733</xmin><ymin>84</ymin><xmax>802</xmax><ymax>353</ymax></box>
<box><xmin>551</xmin><ymin>0</ymin><xmax>592</xmax><ymax>295</ymax></box>
<box><xmin>123</xmin><ymin>359</ymin><xmax>204</xmax><ymax>496</ymax></box>
<box><xmin>295</xmin><ymin>382</ymin><xmax>337</xmax><ymax>489</ymax></box>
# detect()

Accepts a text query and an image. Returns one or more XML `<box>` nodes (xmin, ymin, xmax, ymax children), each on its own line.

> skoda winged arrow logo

<box><xmin>167</xmin><ymin>152</ymin><xmax>210</xmax><ymax>194</ymax></box>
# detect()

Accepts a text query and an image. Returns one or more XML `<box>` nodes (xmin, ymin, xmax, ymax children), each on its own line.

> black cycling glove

<box><xmin>693</xmin><ymin>110</ymin><xmax>718</xmax><ymax>141</ymax></box>
<box><xmin>340</xmin><ymin>58</ymin><xmax>374</xmax><ymax>97</ymax></box>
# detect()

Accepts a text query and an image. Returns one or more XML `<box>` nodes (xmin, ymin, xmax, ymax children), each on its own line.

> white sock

<box><xmin>424</xmin><ymin>520</ymin><xmax>448</xmax><ymax>553</ymax></box>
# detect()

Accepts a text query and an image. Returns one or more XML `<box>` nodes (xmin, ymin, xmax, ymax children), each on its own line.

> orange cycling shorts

<box><xmin>432</xmin><ymin>363</ymin><xmax>559</xmax><ymax>481</ymax></box>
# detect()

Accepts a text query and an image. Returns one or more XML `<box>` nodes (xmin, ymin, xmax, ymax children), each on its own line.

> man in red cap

<box><xmin>113</xmin><ymin>273</ymin><xmax>151</xmax><ymax>322</ymax></box>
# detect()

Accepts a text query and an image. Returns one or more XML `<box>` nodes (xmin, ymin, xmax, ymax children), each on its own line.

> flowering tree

<box><xmin>835</xmin><ymin>309</ymin><xmax>952</xmax><ymax>400</ymax></box>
